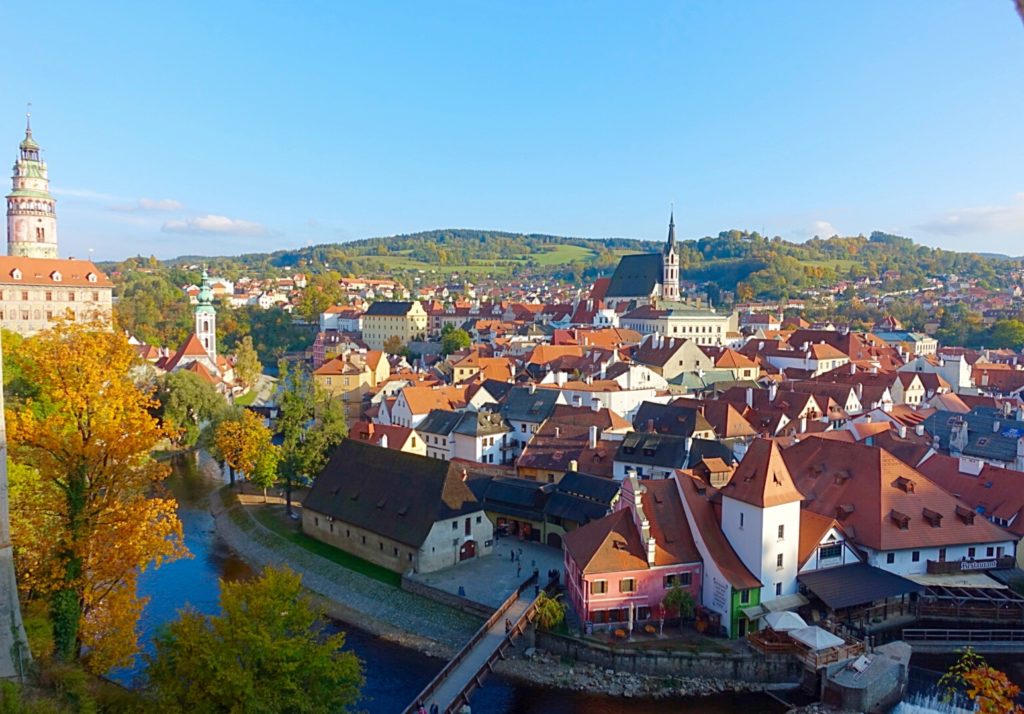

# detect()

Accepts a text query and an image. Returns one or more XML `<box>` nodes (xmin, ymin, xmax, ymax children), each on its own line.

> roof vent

<box><xmin>955</xmin><ymin>504</ymin><xmax>976</xmax><ymax>525</ymax></box>
<box><xmin>922</xmin><ymin>508</ymin><xmax>943</xmax><ymax>527</ymax></box>
<box><xmin>889</xmin><ymin>509</ymin><xmax>910</xmax><ymax>530</ymax></box>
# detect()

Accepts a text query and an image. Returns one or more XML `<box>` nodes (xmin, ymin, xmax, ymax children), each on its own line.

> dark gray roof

<box><xmin>605</xmin><ymin>253</ymin><xmax>663</xmax><ymax>298</ymax></box>
<box><xmin>416</xmin><ymin>409</ymin><xmax>463</xmax><ymax>436</ymax></box>
<box><xmin>467</xmin><ymin>476</ymin><xmax>547</xmax><ymax>522</ymax></box>
<box><xmin>479</xmin><ymin>379</ymin><xmax>514</xmax><ymax>402</ymax></box>
<box><xmin>686</xmin><ymin>438</ymin><xmax>737</xmax><ymax>468</ymax></box>
<box><xmin>302</xmin><ymin>440</ymin><xmax>482</xmax><ymax>548</ymax></box>
<box><xmin>633</xmin><ymin>401</ymin><xmax>712</xmax><ymax>438</ymax></box>
<box><xmin>923</xmin><ymin>409</ymin><xmax>1024</xmax><ymax>463</ymax></box>
<box><xmin>365</xmin><ymin>301</ymin><xmax>416</xmax><ymax>316</ymax></box>
<box><xmin>454</xmin><ymin>410</ymin><xmax>509</xmax><ymax>437</ymax></box>
<box><xmin>555</xmin><ymin>471</ymin><xmax>622</xmax><ymax>506</ymax></box>
<box><xmin>798</xmin><ymin>562</ymin><xmax>924</xmax><ymax>610</ymax></box>
<box><xmin>501</xmin><ymin>386</ymin><xmax>561</xmax><ymax>423</ymax></box>
<box><xmin>615</xmin><ymin>431</ymin><xmax>690</xmax><ymax>469</ymax></box>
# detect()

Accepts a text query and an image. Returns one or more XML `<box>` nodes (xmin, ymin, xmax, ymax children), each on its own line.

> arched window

<box><xmin>203</xmin><ymin>320</ymin><xmax>209</xmax><ymax>332</ymax></box>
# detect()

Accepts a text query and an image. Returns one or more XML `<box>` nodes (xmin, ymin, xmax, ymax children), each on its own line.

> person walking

<box><xmin>505</xmin><ymin>618</ymin><xmax>511</xmax><ymax>634</ymax></box>
<box><xmin>416</xmin><ymin>702</ymin><xmax>427</xmax><ymax>714</ymax></box>
<box><xmin>430</xmin><ymin>704</ymin><xmax>439</xmax><ymax>714</ymax></box>
<box><xmin>517</xmin><ymin>563</ymin><xmax>522</xmax><ymax>578</ymax></box>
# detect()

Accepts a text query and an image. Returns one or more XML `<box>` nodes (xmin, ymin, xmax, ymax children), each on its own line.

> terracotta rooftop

<box><xmin>721</xmin><ymin>438</ymin><xmax>804</xmax><ymax>508</ymax></box>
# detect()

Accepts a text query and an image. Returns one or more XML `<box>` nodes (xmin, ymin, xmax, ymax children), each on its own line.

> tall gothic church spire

<box><xmin>195</xmin><ymin>269</ymin><xmax>217</xmax><ymax>362</ymax></box>
<box><xmin>662</xmin><ymin>209</ymin><xmax>680</xmax><ymax>302</ymax></box>
<box><xmin>7</xmin><ymin>113</ymin><xmax>58</xmax><ymax>258</ymax></box>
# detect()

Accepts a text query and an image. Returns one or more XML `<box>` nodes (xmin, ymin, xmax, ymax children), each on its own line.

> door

<box><xmin>460</xmin><ymin>540</ymin><xmax>476</xmax><ymax>561</ymax></box>
<box><xmin>546</xmin><ymin>532</ymin><xmax>562</xmax><ymax>548</ymax></box>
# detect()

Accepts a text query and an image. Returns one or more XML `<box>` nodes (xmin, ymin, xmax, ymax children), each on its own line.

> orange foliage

<box><xmin>6</xmin><ymin>319</ymin><xmax>188</xmax><ymax>671</ymax></box>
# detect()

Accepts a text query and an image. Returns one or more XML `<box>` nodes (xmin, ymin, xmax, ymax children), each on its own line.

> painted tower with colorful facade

<box><xmin>7</xmin><ymin>114</ymin><xmax>58</xmax><ymax>259</ymax></box>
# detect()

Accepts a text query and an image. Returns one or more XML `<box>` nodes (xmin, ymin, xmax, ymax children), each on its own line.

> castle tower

<box><xmin>7</xmin><ymin>113</ymin><xmax>58</xmax><ymax>259</ymax></box>
<box><xmin>195</xmin><ymin>270</ymin><xmax>217</xmax><ymax>362</ymax></box>
<box><xmin>662</xmin><ymin>210</ymin><xmax>680</xmax><ymax>302</ymax></box>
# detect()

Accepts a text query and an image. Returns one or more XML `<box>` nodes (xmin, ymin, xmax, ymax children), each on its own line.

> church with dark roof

<box><xmin>603</xmin><ymin>212</ymin><xmax>680</xmax><ymax>309</ymax></box>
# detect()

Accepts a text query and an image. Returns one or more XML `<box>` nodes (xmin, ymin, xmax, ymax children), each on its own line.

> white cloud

<box><xmin>112</xmin><ymin>197</ymin><xmax>185</xmax><ymax>213</ymax></box>
<box><xmin>809</xmin><ymin>220</ymin><xmax>840</xmax><ymax>239</ymax></box>
<box><xmin>918</xmin><ymin>193</ymin><xmax>1024</xmax><ymax>238</ymax></box>
<box><xmin>162</xmin><ymin>214</ymin><xmax>268</xmax><ymax>236</ymax></box>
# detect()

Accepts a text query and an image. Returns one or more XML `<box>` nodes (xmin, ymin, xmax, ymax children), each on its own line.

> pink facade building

<box><xmin>563</xmin><ymin>477</ymin><xmax>701</xmax><ymax>631</ymax></box>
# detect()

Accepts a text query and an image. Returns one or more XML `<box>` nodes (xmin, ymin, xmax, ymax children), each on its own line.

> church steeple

<box><xmin>7</xmin><ymin>111</ymin><xmax>58</xmax><ymax>259</ymax></box>
<box><xmin>195</xmin><ymin>269</ymin><xmax>217</xmax><ymax>362</ymax></box>
<box><xmin>662</xmin><ymin>209</ymin><xmax>680</xmax><ymax>302</ymax></box>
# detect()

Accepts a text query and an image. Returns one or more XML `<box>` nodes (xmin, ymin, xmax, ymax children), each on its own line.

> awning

<box><xmin>741</xmin><ymin>592</ymin><xmax>810</xmax><ymax>620</ymax></box>
<box><xmin>798</xmin><ymin>563</ymin><xmax>924</xmax><ymax>611</ymax></box>
<box><xmin>764</xmin><ymin>611</ymin><xmax>807</xmax><ymax>632</ymax></box>
<box><xmin>790</xmin><ymin>625</ymin><xmax>844</xmax><ymax>651</ymax></box>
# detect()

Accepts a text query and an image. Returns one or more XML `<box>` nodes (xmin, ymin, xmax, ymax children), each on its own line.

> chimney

<box><xmin>897</xmin><ymin>424</ymin><xmax>907</xmax><ymax>439</ymax></box>
<box><xmin>591</xmin><ymin>397</ymin><xmax>600</xmax><ymax>412</ymax></box>
<box><xmin>685</xmin><ymin>436</ymin><xmax>693</xmax><ymax>454</ymax></box>
<box><xmin>647</xmin><ymin>536</ymin><xmax>657</xmax><ymax>566</ymax></box>
<box><xmin>379</xmin><ymin>432</ymin><xmax>389</xmax><ymax>450</ymax></box>
<box><xmin>993</xmin><ymin>420</ymin><xmax>1001</xmax><ymax>433</ymax></box>
<box><xmin>569</xmin><ymin>458</ymin><xmax>578</xmax><ymax>472</ymax></box>
<box><xmin>646</xmin><ymin>418</ymin><xmax>655</xmax><ymax>433</ymax></box>
<box><xmin>915</xmin><ymin>423</ymin><xmax>925</xmax><ymax>437</ymax></box>
<box><xmin>769</xmin><ymin>382</ymin><xmax>778</xmax><ymax>402</ymax></box>
<box><xmin>554</xmin><ymin>426</ymin><xmax>561</xmax><ymax>438</ymax></box>
<box><xmin>855</xmin><ymin>383</ymin><xmax>863</xmax><ymax>400</ymax></box>
<box><xmin>528</xmin><ymin>382</ymin><xmax>536</xmax><ymax>394</ymax></box>
<box><xmin>557</xmin><ymin>371</ymin><xmax>567</xmax><ymax>387</ymax></box>
<box><xmin>746</xmin><ymin>387</ymin><xmax>754</xmax><ymax>409</ymax></box>
<box><xmin>850</xmin><ymin>363</ymin><xmax>856</xmax><ymax>375</ymax></box>
<box><xmin>589</xmin><ymin>425</ymin><xmax>598</xmax><ymax>449</ymax></box>
<box><xmin>800</xmin><ymin>416</ymin><xmax>807</xmax><ymax>433</ymax></box>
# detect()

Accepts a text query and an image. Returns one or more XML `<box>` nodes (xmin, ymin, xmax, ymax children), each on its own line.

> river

<box><xmin>114</xmin><ymin>453</ymin><xmax>785</xmax><ymax>713</ymax></box>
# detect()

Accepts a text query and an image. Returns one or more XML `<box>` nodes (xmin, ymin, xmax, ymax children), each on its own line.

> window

<box><xmin>912</xmin><ymin>551</ymin><xmax>920</xmax><ymax>562</ymax></box>
<box><xmin>361</xmin><ymin>535</ymin><xmax>366</xmax><ymax>544</ymax></box>
<box><xmin>92</xmin><ymin>291</ymin><xmax>99</xmax><ymax>302</ymax></box>
<box><xmin>986</xmin><ymin>547</ymin><xmax>994</xmax><ymax>558</ymax></box>
<box><xmin>619</xmin><ymin>578</ymin><xmax>636</xmax><ymax>593</ymax></box>
<box><xmin>776</xmin><ymin>553</ymin><xmax>784</xmax><ymax>569</ymax></box>
<box><xmin>886</xmin><ymin>553</ymin><xmax>895</xmax><ymax>564</ymax></box>
<box><xmin>739</xmin><ymin>512</ymin><xmax>744</xmax><ymax>529</ymax></box>
<box><xmin>819</xmin><ymin>543</ymin><xmax>842</xmax><ymax>560</ymax></box>
<box><xmin>68</xmin><ymin>292</ymin><xmax>75</xmax><ymax>302</ymax></box>
<box><xmin>938</xmin><ymin>547</ymin><xmax>946</xmax><ymax>562</ymax></box>
<box><xmin>664</xmin><ymin>573</ymin><xmax>691</xmax><ymax>588</ymax></box>
<box><xmin>379</xmin><ymin>542</ymin><xmax>384</xmax><ymax>551</ymax></box>
<box><xmin>20</xmin><ymin>291</ymin><xmax>28</xmax><ymax>301</ymax></box>
<box><xmin>314</xmin><ymin>517</ymin><xmax>319</xmax><ymax>527</ymax></box>
<box><xmin>775</xmin><ymin>583</ymin><xmax>783</xmax><ymax>596</ymax></box>
<box><xmin>45</xmin><ymin>291</ymin><xmax>52</xmax><ymax>301</ymax></box>
<box><xmin>739</xmin><ymin>590</ymin><xmax>750</xmax><ymax>604</ymax></box>
<box><xmin>452</xmin><ymin>521</ymin><xmax>458</xmax><ymax>530</ymax></box>
<box><xmin>476</xmin><ymin>516</ymin><xmax>482</xmax><ymax>524</ymax></box>
<box><xmin>590</xmin><ymin>580</ymin><xmax>607</xmax><ymax>595</ymax></box>
<box><xmin>968</xmin><ymin>547</ymin><xmax>976</xmax><ymax>558</ymax></box>
<box><xmin>393</xmin><ymin>547</ymin><xmax>398</xmax><ymax>556</ymax></box>
<box><xmin>777</xmin><ymin>524</ymin><xmax>785</xmax><ymax>541</ymax></box>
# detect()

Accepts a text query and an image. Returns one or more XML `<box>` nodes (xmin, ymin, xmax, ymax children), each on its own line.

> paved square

<box><xmin>407</xmin><ymin>538</ymin><xmax>564</xmax><ymax>609</ymax></box>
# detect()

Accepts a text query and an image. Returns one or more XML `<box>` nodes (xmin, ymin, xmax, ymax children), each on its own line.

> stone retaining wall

<box><xmin>400</xmin><ymin>575</ymin><xmax>494</xmax><ymax>619</ymax></box>
<box><xmin>536</xmin><ymin>631</ymin><xmax>803</xmax><ymax>683</ymax></box>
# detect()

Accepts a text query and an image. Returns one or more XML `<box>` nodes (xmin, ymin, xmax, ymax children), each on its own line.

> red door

<box><xmin>459</xmin><ymin>540</ymin><xmax>476</xmax><ymax>561</ymax></box>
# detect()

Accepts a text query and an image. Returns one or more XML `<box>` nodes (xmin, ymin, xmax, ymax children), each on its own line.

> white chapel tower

<box><xmin>661</xmin><ymin>210</ymin><xmax>680</xmax><ymax>302</ymax></box>
<box><xmin>195</xmin><ymin>270</ymin><xmax>217</xmax><ymax>362</ymax></box>
<box><xmin>7</xmin><ymin>113</ymin><xmax>58</xmax><ymax>259</ymax></box>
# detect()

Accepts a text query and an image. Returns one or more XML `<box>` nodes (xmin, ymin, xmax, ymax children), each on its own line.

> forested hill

<box><xmin>110</xmin><ymin>228</ymin><xmax>1021</xmax><ymax>301</ymax></box>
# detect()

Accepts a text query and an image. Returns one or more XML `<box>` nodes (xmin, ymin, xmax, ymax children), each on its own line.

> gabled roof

<box><xmin>721</xmin><ymin>438</ymin><xmax>804</xmax><ymax>508</ymax></box>
<box><xmin>364</xmin><ymin>301</ymin><xmax>417</xmax><ymax>316</ymax></box>
<box><xmin>161</xmin><ymin>333</ymin><xmax>211</xmax><ymax>371</ymax></box>
<box><xmin>781</xmin><ymin>438</ymin><xmax>1014</xmax><ymax>551</ymax></box>
<box><xmin>500</xmin><ymin>386</ymin><xmax>561</xmax><ymax>423</ymax></box>
<box><xmin>676</xmin><ymin>473</ymin><xmax>761</xmax><ymax>590</ymax></box>
<box><xmin>416</xmin><ymin>408</ymin><xmax>463</xmax><ymax>436</ymax></box>
<box><xmin>643</xmin><ymin>479</ymin><xmax>701</xmax><ymax>565</ymax></box>
<box><xmin>605</xmin><ymin>253</ymin><xmax>663</xmax><ymax>298</ymax></box>
<box><xmin>563</xmin><ymin>508</ymin><xmax>648</xmax><ymax>574</ymax></box>
<box><xmin>633</xmin><ymin>400</ymin><xmax>714</xmax><ymax>438</ymax></box>
<box><xmin>303</xmin><ymin>440</ymin><xmax>482</xmax><ymax>548</ymax></box>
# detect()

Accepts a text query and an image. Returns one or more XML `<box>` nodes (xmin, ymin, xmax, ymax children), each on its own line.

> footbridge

<box><xmin>903</xmin><ymin>628</ymin><xmax>1024</xmax><ymax>654</ymax></box>
<box><xmin>404</xmin><ymin>573</ymin><xmax>542</xmax><ymax>714</ymax></box>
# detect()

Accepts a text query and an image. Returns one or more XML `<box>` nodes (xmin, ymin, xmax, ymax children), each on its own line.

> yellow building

<box><xmin>313</xmin><ymin>349</ymin><xmax>390</xmax><ymax>421</ymax></box>
<box><xmin>361</xmin><ymin>301</ymin><xmax>427</xmax><ymax>351</ymax></box>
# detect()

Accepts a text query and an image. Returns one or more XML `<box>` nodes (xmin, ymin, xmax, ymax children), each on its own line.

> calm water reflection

<box><xmin>118</xmin><ymin>452</ymin><xmax>784</xmax><ymax>713</ymax></box>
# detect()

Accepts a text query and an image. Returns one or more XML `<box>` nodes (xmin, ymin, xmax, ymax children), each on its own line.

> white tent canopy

<box><xmin>763</xmin><ymin>611</ymin><xmax>807</xmax><ymax>632</ymax></box>
<box><xmin>789</xmin><ymin>625</ymin><xmax>844</xmax><ymax>651</ymax></box>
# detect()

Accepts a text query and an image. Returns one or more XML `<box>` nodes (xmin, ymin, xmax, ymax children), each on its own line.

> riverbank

<box><xmin>212</xmin><ymin>484</ymin><xmax>794</xmax><ymax>700</ymax></box>
<box><xmin>210</xmin><ymin>484</ymin><xmax>477</xmax><ymax>658</ymax></box>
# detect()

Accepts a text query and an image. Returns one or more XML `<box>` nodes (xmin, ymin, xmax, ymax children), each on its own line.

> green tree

<box><xmin>233</xmin><ymin>335</ymin><xmax>262</xmax><ymax>387</ymax></box>
<box><xmin>296</xmin><ymin>272</ymin><xmax>344</xmax><ymax>323</ymax></box>
<box><xmin>249</xmin><ymin>443</ymin><xmax>281</xmax><ymax>503</ymax></box>
<box><xmin>533</xmin><ymin>591</ymin><xmax>567</xmax><ymax>631</ymax></box>
<box><xmin>987</xmin><ymin>320</ymin><xmax>1024</xmax><ymax>350</ymax></box>
<box><xmin>158</xmin><ymin>370</ymin><xmax>228</xmax><ymax>448</ymax></box>
<box><xmin>440</xmin><ymin>325</ymin><xmax>471</xmax><ymax>355</ymax></box>
<box><xmin>147</xmin><ymin>567</ymin><xmax>363</xmax><ymax>713</ymax></box>
<box><xmin>382</xmin><ymin>335</ymin><xmax>405</xmax><ymax>355</ymax></box>
<box><xmin>662</xmin><ymin>585</ymin><xmax>696</xmax><ymax>631</ymax></box>
<box><xmin>277</xmin><ymin>362</ymin><xmax>347</xmax><ymax>515</ymax></box>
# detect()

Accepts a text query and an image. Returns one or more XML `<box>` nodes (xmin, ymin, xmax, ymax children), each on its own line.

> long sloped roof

<box><xmin>605</xmin><ymin>253</ymin><xmax>662</xmax><ymax>298</ymax></box>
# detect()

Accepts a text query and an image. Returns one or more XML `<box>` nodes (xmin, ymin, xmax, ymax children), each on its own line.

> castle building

<box><xmin>603</xmin><ymin>212</ymin><xmax>681</xmax><ymax>309</ymax></box>
<box><xmin>1</xmin><ymin>115</ymin><xmax>112</xmax><ymax>336</ymax></box>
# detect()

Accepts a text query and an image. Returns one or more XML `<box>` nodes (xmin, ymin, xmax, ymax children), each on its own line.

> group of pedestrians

<box><xmin>415</xmin><ymin>702</ymin><xmax>438</xmax><ymax>714</ymax></box>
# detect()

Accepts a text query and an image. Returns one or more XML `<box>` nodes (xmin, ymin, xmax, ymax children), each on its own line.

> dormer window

<box><xmin>922</xmin><ymin>508</ymin><xmax>943</xmax><ymax>528</ymax></box>
<box><xmin>51</xmin><ymin>271</ymin><xmax>62</xmax><ymax>282</ymax></box>
<box><xmin>889</xmin><ymin>509</ymin><xmax>910</xmax><ymax>530</ymax></box>
<box><xmin>893</xmin><ymin>477</ymin><xmax>915</xmax><ymax>493</ymax></box>
<box><xmin>87</xmin><ymin>273</ymin><xmax>97</xmax><ymax>283</ymax></box>
<box><xmin>10</xmin><ymin>269</ymin><xmax>21</xmax><ymax>280</ymax></box>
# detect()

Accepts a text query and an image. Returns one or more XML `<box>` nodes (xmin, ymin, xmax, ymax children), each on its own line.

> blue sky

<box><xmin>2</xmin><ymin>1</ymin><xmax>1022</xmax><ymax>260</ymax></box>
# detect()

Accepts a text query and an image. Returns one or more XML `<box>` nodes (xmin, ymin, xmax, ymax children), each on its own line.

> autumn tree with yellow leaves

<box><xmin>6</xmin><ymin>319</ymin><xmax>187</xmax><ymax>672</ymax></box>
<box><xmin>214</xmin><ymin>408</ymin><xmax>278</xmax><ymax>498</ymax></box>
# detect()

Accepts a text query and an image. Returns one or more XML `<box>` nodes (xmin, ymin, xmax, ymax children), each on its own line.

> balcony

<box><xmin>926</xmin><ymin>555</ymin><xmax>1014</xmax><ymax>575</ymax></box>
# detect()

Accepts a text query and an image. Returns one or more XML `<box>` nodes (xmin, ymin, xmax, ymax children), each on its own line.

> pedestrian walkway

<box><xmin>405</xmin><ymin>576</ymin><xmax>540</xmax><ymax>714</ymax></box>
